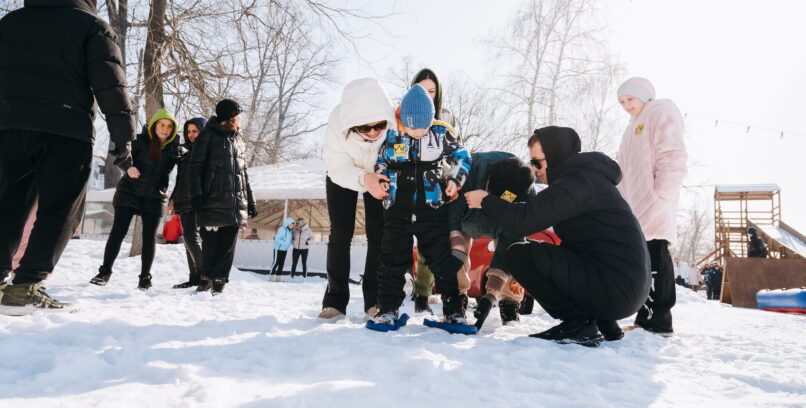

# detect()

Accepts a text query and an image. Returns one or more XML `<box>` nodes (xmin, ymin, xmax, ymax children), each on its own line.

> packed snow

<box><xmin>1</xmin><ymin>239</ymin><xmax>805</xmax><ymax>407</ymax></box>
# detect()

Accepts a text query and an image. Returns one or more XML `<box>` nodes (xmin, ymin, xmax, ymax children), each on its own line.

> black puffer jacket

<box><xmin>113</xmin><ymin>126</ymin><xmax>182</xmax><ymax>214</ymax></box>
<box><xmin>188</xmin><ymin>117</ymin><xmax>255</xmax><ymax>227</ymax></box>
<box><xmin>482</xmin><ymin>151</ymin><xmax>651</xmax><ymax>304</ymax></box>
<box><xmin>0</xmin><ymin>0</ymin><xmax>135</xmax><ymax>153</ymax></box>
<box><xmin>170</xmin><ymin>118</ymin><xmax>207</xmax><ymax>214</ymax></box>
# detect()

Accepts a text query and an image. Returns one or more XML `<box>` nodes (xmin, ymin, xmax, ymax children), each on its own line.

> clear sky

<box><xmin>323</xmin><ymin>0</ymin><xmax>806</xmax><ymax>233</ymax></box>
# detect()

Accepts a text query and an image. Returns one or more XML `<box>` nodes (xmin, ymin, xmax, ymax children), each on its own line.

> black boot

<box><xmin>90</xmin><ymin>266</ymin><xmax>113</xmax><ymax>286</ymax></box>
<box><xmin>196</xmin><ymin>277</ymin><xmax>212</xmax><ymax>293</ymax></box>
<box><xmin>414</xmin><ymin>295</ymin><xmax>433</xmax><ymax>314</ymax></box>
<box><xmin>499</xmin><ymin>299</ymin><xmax>521</xmax><ymax>325</ymax></box>
<box><xmin>441</xmin><ymin>294</ymin><xmax>469</xmax><ymax>324</ymax></box>
<box><xmin>173</xmin><ymin>277</ymin><xmax>201</xmax><ymax>289</ymax></box>
<box><xmin>530</xmin><ymin>318</ymin><xmax>603</xmax><ymax>347</ymax></box>
<box><xmin>211</xmin><ymin>279</ymin><xmax>226</xmax><ymax>295</ymax></box>
<box><xmin>137</xmin><ymin>274</ymin><xmax>152</xmax><ymax>290</ymax></box>
<box><xmin>597</xmin><ymin>319</ymin><xmax>625</xmax><ymax>341</ymax></box>
<box><xmin>474</xmin><ymin>294</ymin><xmax>495</xmax><ymax>329</ymax></box>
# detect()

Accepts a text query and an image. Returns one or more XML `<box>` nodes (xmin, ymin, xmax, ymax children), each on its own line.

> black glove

<box><xmin>191</xmin><ymin>196</ymin><xmax>204</xmax><ymax>210</ymax></box>
<box><xmin>248</xmin><ymin>204</ymin><xmax>258</xmax><ymax>219</ymax></box>
<box><xmin>474</xmin><ymin>294</ymin><xmax>495</xmax><ymax>330</ymax></box>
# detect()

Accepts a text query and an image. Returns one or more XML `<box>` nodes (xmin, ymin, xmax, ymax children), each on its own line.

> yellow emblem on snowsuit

<box><xmin>393</xmin><ymin>144</ymin><xmax>406</xmax><ymax>158</ymax></box>
<box><xmin>634</xmin><ymin>123</ymin><xmax>645</xmax><ymax>136</ymax></box>
<box><xmin>501</xmin><ymin>190</ymin><xmax>517</xmax><ymax>203</ymax></box>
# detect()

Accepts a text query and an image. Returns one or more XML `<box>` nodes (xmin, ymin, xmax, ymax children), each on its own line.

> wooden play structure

<box><xmin>701</xmin><ymin>184</ymin><xmax>806</xmax><ymax>308</ymax></box>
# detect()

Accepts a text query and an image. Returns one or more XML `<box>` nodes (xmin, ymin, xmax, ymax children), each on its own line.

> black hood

<box><xmin>534</xmin><ymin>126</ymin><xmax>582</xmax><ymax>184</ymax></box>
<box><xmin>554</xmin><ymin>152</ymin><xmax>623</xmax><ymax>186</ymax></box>
<box><xmin>183</xmin><ymin>117</ymin><xmax>207</xmax><ymax>144</ymax></box>
<box><xmin>25</xmin><ymin>0</ymin><xmax>96</xmax><ymax>13</ymax></box>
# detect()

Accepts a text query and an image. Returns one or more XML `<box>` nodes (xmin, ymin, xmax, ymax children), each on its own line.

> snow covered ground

<box><xmin>1</xmin><ymin>240</ymin><xmax>805</xmax><ymax>407</ymax></box>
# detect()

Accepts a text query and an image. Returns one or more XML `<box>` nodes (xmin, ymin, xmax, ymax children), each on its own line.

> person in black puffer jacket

<box><xmin>188</xmin><ymin>100</ymin><xmax>257</xmax><ymax>295</ymax></box>
<box><xmin>90</xmin><ymin>108</ymin><xmax>182</xmax><ymax>290</ymax></box>
<box><xmin>0</xmin><ymin>0</ymin><xmax>135</xmax><ymax>312</ymax></box>
<box><xmin>168</xmin><ymin>118</ymin><xmax>207</xmax><ymax>289</ymax></box>
<box><xmin>465</xmin><ymin>126</ymin><xmax>651</xmax><ymax>347</ymax></box>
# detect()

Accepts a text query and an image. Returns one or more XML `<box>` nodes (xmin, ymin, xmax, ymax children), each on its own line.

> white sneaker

<box><xmin>372</xmin><ymin>310</ymin><xmax>399</xmax><ymax>325</ymax></box>
<box><xmin>317</xmin><ymin>307</ymin><xmax>345</xmax><ymax>321</ymax></box>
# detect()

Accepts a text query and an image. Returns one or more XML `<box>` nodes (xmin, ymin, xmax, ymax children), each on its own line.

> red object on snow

<box><xmin>163</xmin><ymin>214</ymin><xmax>183</xmax><ymax>243</ymax></box>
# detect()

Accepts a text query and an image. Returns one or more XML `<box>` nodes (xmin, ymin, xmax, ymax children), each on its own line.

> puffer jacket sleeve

<box><xmin>480</xmin><ymin>171</ymin><xmax>595</xmax><ymax>237</ymax></box>
<box><xmin>648</xmin><ymin>103</ymin><xmax>687</xmax><ymax>200</ymax></box>
<box><xmin>443</xmin><ymin>129</ymin><xmax>471</xmax><ymax>189</ymax></box>
<box><xmin>189</xmin><ymin>129</ymin><xmax>211</xmax><ymax>200</ymax></box>
<box><xmin>84</xmin><ymin>20</ymin><xmax>135</xmax><ymax>167</ymax></box>
<box><xmin>325</xmin><ymin>109</ymin><xmax>365</xmax><ymax>192</ymax></box>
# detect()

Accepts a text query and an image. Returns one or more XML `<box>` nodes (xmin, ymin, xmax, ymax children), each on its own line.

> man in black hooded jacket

<box><xmin>0</xmin><ymin>0</ymin><xmax>135</xmax><ymax>313</ymax></box>
<box><xmin>465</xmin><ymin>126</ymin><xmax>651</xmax><ymax>346</ymax></box>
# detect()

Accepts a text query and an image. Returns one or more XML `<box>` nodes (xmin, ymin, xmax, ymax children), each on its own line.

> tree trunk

<box><xmin>142</xmin><ymin>0</ymin><xmax>167</xmax><ymax>120</ymax></box>
<box><xmin>103</xmin><ymin>0</ymin><xmax>130</xmax><ymax>189</ymax></box>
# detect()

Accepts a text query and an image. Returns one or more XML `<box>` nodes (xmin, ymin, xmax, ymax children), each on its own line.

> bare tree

<box><xmin>442</xmin><ymin>74</ymin><xmax>506</xmax><ymax>152</ymax></box>
<box><xmin>676</xmin><ymin>196</ymin><xmax>714</xmax><ymax>265</ymax></box>
<box><xmin>491</xmin><ymin>0</ymin><xmax>617</xmax><ymax>148</ymax></box>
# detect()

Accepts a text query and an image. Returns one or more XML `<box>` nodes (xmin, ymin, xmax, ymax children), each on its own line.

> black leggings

<box><xmin>271</xmin><ymin>249</ymin><xmax>288</xmax><ymax>275</ymax></box>
<box><xmin>291</xmin><ymin>248</ymin><xmax>308</xmax><ymax>277</ymax></box>
<box><xmin>102</xmin><ymin>206</ymin><xmax>161</xmax><ymax>277</ymax></box>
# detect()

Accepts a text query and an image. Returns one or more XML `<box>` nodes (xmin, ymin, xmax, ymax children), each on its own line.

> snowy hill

<box><xmin>1</xmin><ymin>240</ymin><xmax>805</xmax><ymax>407</ymax></box>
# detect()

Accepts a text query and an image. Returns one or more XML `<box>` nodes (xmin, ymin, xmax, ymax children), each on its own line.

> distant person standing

<box><xmin>673</xmin><ymin>256</ymin><xmax>688</xmax><ymax>287</ymax></box>
<box><xmin>617</xmin><ymin>77</ymin><xmax>687</xmax><ymax>336</ymax></box>
<box><xmin>747</xmin><ymin>227</ymin><xmax>768</xmax><ymax>258</ymax></box>
<box><xmin>0</xmin><ymin>0</ymin><xmax>135</xmax><ymax>313</ymax></box>
<box><xmin>271</xmin><ymin>218</ymin><xmax>295</xmax><ymax>277</ymax></box>
<box><xmin>291</xmin><ymin>218</ymin><xmax>313</xmax><ymax>278</ymax></box>
<box><xmin>687</xmin><ymin>262</ymin><xmax>700</xmax><ymax>291</ymax></box>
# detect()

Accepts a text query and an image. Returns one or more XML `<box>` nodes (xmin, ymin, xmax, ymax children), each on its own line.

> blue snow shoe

<box><xmin>424</xmin><ymin>318</ymin><xmax>479</xmax><ymax>335</ymax></box>
<box><xmin>366</xmin><ymin>311</ymin><xmax>409</xmax><ymax>332</ymax></box>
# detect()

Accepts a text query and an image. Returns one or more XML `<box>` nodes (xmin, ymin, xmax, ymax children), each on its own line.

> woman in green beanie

<box><xmin>90</xmin><ymin>108</ymin><xmax>182</xmax><ymax>290</ymax></box>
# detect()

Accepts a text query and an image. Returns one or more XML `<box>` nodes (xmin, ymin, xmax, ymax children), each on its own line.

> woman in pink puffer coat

<box><xmin>616</xmin><ymin>77</ymin><xmax>687</xmax><ymax>336</ymax></box>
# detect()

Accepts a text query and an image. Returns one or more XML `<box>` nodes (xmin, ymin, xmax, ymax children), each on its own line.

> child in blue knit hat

<box><xmin>367</xmin><ymin>84</ymin><xmax>474</xmax><ymax>333</ymax></box>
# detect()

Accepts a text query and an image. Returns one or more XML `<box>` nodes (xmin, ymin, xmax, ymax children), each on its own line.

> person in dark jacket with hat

<box><xmin>168</xmin><ymin>118</ymin><xmax>207</xmax><ymax>289</ymax></box>
<box><xmin>188</xmin><ymin>99</ymin><xmax>257</xmax><ymax>295</ymax></box>
<box><xmin>0</xmin><ymin>0</ymin><xmax>136</xmax><ymax>313</ymax></box>
<box><xmin>465</xmin><ymin>126</ymin><xmax>651</xmax><ymax>346</ymax></box>
<box><xmin>90</xmin><ymin>109</ymin><xmax>181</xmax><ymax>290</ymax></box>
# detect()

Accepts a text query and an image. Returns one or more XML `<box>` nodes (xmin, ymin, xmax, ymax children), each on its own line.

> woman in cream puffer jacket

<box><xmin>319</xmin><ymin>78</ymin><xmax>396</xmax><ymax>320</ymax></box>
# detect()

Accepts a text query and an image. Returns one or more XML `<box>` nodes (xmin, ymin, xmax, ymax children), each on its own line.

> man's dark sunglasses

<box><xmin>353</xmin><ymin>121</ymin><xmax>388</xmax><ymax>134</ymax></box>
<box><xmin>530</xmin><ymin>158</ymin><xmax>546</xmax><ymax>170</ymax></box>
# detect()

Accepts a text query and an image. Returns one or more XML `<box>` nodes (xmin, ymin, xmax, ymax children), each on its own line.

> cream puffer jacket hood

<box><xmin>325</xmin><ymin>78</ymin><xmax>396</xmax><ymax>193</ymax></box>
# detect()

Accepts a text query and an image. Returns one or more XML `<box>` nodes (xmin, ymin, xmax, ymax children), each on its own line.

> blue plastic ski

<box><xmin>424</xmin><ymin>318</ymin><xmax>479</xmax><ymax>335</ymax></box>
<box><xmin>366</xmin><ymin>313</ymin><xmax>410</xmax><ymax>332</ymax></box>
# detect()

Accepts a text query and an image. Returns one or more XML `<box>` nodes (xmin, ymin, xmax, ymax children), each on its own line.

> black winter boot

<box><xmin>90</xmin><ymin>266</ymin><xmax>113</xmax><ymax>286</ymax></box>
<box><xmin>196</xmin><ymin>278</ymin><xmax>212</xmax><ymax>292</ymax></box>
<box><xmin>173</xmin><ymin>276</ymin><xmax>201</xmax><ymax>289</ymax></box>
<box><xmin>211</xmin><ymin>279</ymin><xmax>226</xmax><ymax>295</ymax></box>
<box><xmin>597</xmin><ymin>319</ymin><xmax>625</xmax><ymax>341</ymax></box>
<box><xmin>441</xmin><ymin>294</ymin><xmax>469</xmax><ymax>324</ymax></box>
<box><xmin>499</xmin><ymin>299</ymin><xmax>521</xmax><ymax>325</ymax></box>
<box><xmin>137</xmin><ymin>274</ymin><xmax>152</xmax><ymax>290</ymax></box>
<box><xmin>414</xmin><ymin>295</ymin><xmax>433</xmax><ymax>314</ymax></box>
<box><xmin>530</xmin><ymin>318</ymin><xmax>603</xmax><ymax>347</ymax></box>
<box><xmin>474</xmin><ymin>294</ymin><xmax>495</xmax><ymax>329</ymax></box>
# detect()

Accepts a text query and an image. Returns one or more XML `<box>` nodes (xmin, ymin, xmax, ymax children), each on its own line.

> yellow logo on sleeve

<box><xmin>393</xmin><ymin>144</ymin><xmax>406</xmax><ymax>158</ymax></box>
<box><xmin>634</xmin><ymin>123</ymin><xmax>645</xmax><ymax>136</ymax></box>
<box><xmin>501</xmin><ymin>190</ymin><xmax>517</xmax><ymax>203</ymax></box>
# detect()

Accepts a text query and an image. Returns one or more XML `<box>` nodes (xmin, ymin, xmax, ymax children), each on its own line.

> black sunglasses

<box><xmin>352</xmin><ymin>121</ymin><xmax>388</xmax><ymax>134</ymax></box>
<box><xmin>530</xmin><ymin>158</ymin><xmax>546</xmax><ymax>170</ymax></box>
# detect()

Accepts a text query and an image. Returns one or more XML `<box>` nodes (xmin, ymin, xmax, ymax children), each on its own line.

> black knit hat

<box><xmin>534</xmin><ymin>126</ymin><xmax>582</xmax><ymax>183</ymax></box>
<box><xmin>488</xmin><ymin>157</ymin><xmax>535</xmax><ymax>203</ymax></box>
<box><xmin>216</xmin><ymin>99</ymin><xmax>242</xmax><ymax>122</ymax></box>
